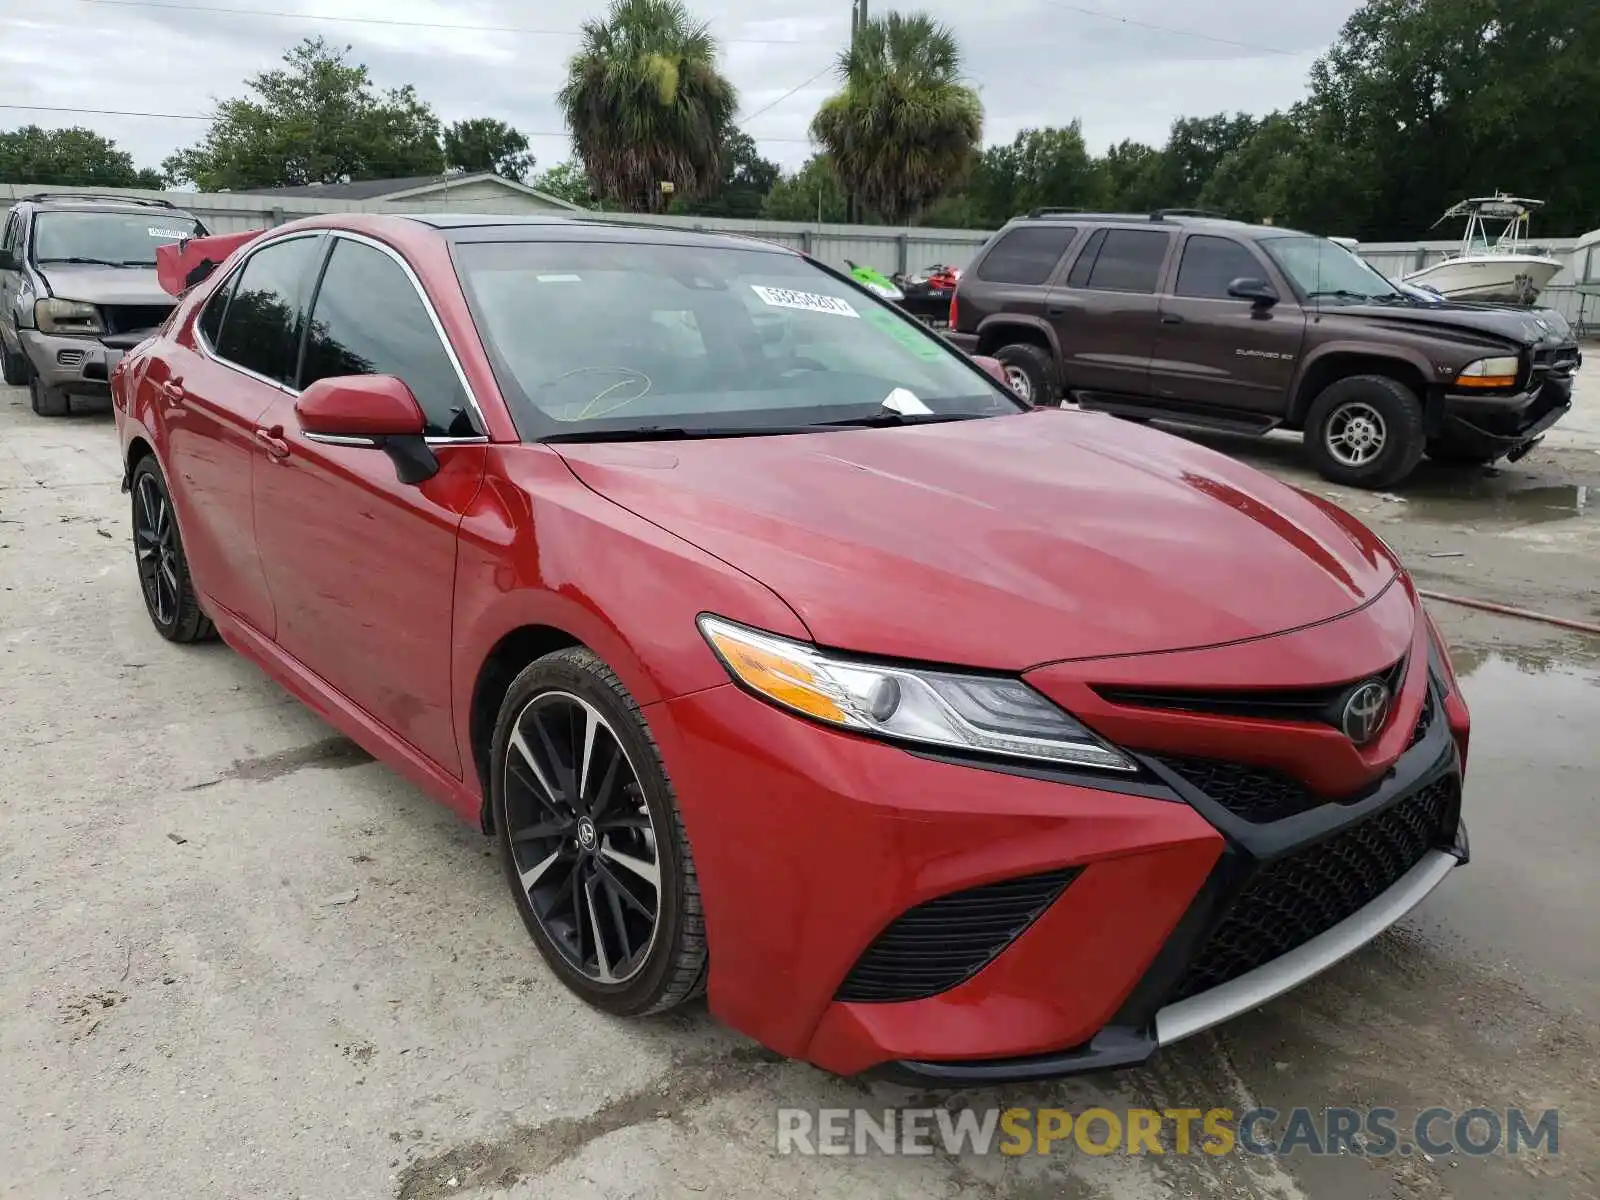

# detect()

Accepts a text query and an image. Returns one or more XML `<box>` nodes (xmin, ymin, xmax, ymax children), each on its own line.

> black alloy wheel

<box><xmin>492</xmin><ymin>648</ymin><xmax>707</xmax><ymax>1015</ymax></box>
<box><xmin>130</xmin><ymin>457</ymin><xmax>215</xmax><ymax>642</ymax></box>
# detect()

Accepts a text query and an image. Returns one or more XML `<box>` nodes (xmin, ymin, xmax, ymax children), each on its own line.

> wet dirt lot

<box><xmin>1</xmin><ymin>372</ymin><xmax>1597</xmax><ymax>1200</ymax></box>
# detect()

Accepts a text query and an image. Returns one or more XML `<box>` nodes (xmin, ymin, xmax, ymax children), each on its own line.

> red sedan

<box><xmin>113</xmin><ymin>214</ymin><xmax>1470</xmax><ymax>1083</ymax></box>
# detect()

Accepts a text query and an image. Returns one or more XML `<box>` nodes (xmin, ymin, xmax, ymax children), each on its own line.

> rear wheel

<box><xmin>491</xmin><ymin>647</ymin><xmax>707</xmax><ymax>1016</ymax></box>
<box><xmin>130</xmin><ymin>457</ymin><xmax>215</xmax><ymax>642</ymax></box>
<box><xmin>993</xmin><ymin>342</ymin><xmax>1057</xmax><ymax>407</ymax></box>
<box><xmin>1305</xmin><ymin>374</ymin><xmax>1425</xmax><ymax>489</ymax></box>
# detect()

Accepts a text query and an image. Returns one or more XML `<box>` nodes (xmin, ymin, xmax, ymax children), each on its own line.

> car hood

<box><xmin>35</xmin><ymin>264</ymin><xmax>172</xmax><ymax>307</ymax></box>
<box><xmin>1330</xmin><ymin>298</ymin><xmax>1571</xmax><ymax>347</ymax></box>
<box><xmin>553</xmin><ymin>410</ymin><xmax>1399</xmax><ymax>670</ymax></box>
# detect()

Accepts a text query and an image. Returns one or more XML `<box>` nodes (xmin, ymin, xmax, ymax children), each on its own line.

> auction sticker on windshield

<box><xmin>752</xmin><ymin>286</ymin><xmax>859</xmax><ymax>318</ymax></box>
<box><xmin>149</xmin><ymin>228</ymin><xmax>190</xmax><ymax>239</ymax></box>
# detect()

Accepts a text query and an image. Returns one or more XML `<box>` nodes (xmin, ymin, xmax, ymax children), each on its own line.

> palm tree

<box><xmin>810</xmin><ymin>12</ymin><xmax>983</xmax><ymax>225</ymax></box>
<box><xmin>558</xmin><ymin>0</ymin><xmax>738</xmax><ymax>213</ymax></box>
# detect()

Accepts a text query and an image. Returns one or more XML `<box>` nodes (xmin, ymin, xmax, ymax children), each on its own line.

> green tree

<box><xmin>1092</xmin><ymin>139</ymin><xmax>1166</xmax><ymax>213</ymax></box>
<box><xmin>1152</xmin><ymin>113</ymin><xmax>1259</xmax><ymax>210</ymax></box>
<box><xmin>1196</xmin><ymin>112</ymin><xmax>1305</xmax><ymax>224</ymax></box>
<box><xmin>558</xmin><ymin>0</ymin><xmax>739</xmax><ymax>213</ymax></box>
<box><xmin>531</xmin><ymin>161</ymin><xmax>598</xmax><ymax>207</ymax></box>
<box><xmin>762</xmin><ymin>154</ymin><xmax>849</xmax><ymax>222</ymax></box>
<box><xmin>965</xmin><ymin>124</ymin><xmax>1098</xmax><ymax>226</ymax></box>
<box><xmin>443</xmin><ymin>118</ymin><xmax>534</xmax><ymax>181</ymax></box>
<box><xmin>162</xmin><ymin>37</ymin><xmax>445</xmax><ymax>189</ymax></box>
<box><xmin>809</xmin><ymin>11</ymin><xmax>983</xmax><ymax>225</ymax></box>
<box><xmin>673</xmin><ymin>129</ymin><xmax>781</xmax><ymax>217</ymax></box>
<box><xmin>0</xmin><ymin>125</ymin><xmax>164</xmax><ymax>188</ymax></box>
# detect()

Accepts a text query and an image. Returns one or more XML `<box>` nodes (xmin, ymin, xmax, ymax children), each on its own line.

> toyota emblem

<box><xmin>1340</xmin><ymin>681</ymin><xmax>1392</xmax><ymax>745</ymax></box>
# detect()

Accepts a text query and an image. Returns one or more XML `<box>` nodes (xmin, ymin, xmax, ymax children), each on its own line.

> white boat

<box><xmin>1402</xmin><ymin>195</ymin><xmax>1564</xmax><ymax>305</ymax></box>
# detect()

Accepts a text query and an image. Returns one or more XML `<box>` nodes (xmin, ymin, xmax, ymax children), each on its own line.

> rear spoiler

<box><xmin>156</xmin><ymin>229</ymin><xmax>264</xmax><ymax>297</ymax></box>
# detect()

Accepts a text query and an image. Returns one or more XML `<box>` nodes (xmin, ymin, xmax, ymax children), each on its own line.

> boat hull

<box><xmin>1403</xmin><ymin>255</ymin><xmax>1564</xmax><ymax>304</ymax></box>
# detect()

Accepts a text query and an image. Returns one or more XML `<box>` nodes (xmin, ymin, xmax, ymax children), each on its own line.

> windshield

<box><xmin>452</xmin><ymin>240</ymin><xmax>1022</xmax><ymax>439</ymax></box>
<box><xmin>1261</xmin><ymin>235</ymin><xmax>1400</xmax><ymax>301</ymax></box>
<box><xmin>33</xmin><ymin>211</ymin><xmax>207</xmax><ymax>268</ymax></box>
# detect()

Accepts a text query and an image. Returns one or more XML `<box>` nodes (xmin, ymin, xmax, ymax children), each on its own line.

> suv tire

<box><xmin>29</xmin><ymin>371</ymin><xmax>70</xmax><ymax>417</ymax></box>
<box><xmin>994</xmin><ymin>342</ymin><xmax>1058</xmax><ymax>407</ymax></box>
<box><xmin>1304</xmin><ymin>374</ymin><xmax>1425</xmax><ymax>489</ymax></box>
<box><xmin>1</xmin><ymin>343</ymin><xmax>26</xmax><ymax>387</ymax></box>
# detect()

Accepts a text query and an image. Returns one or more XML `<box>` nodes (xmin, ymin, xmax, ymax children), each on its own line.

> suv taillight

<box><xmin>948</xmin><ymin>292</ymin><xmax>959</xmax><ymax>329</ymax></box>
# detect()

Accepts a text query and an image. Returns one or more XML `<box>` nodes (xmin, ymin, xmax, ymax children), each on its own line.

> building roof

<box><xmin>237</xmin><ymin>171</ymin><xmax>582</xmax><ymax>210</ymax></box>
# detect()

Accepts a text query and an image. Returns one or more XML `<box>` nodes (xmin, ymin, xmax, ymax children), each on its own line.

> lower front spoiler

<box><xmin>882</xmin><ymin>832</ymin><xmax>1467</xmax><ymax>1086</ymax></box>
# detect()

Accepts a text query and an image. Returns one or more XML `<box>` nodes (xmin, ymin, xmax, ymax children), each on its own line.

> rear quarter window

<box><xmin>974</xmin><ymin>226</ymin><xmax>1078</xmax><ymax>285</ymax></box>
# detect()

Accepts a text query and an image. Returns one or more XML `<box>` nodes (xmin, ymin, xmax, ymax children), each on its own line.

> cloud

<box><xmin>0</xmin><ymin>0</ymin><xmax>1360</xmax><ymax>176</ymax></box>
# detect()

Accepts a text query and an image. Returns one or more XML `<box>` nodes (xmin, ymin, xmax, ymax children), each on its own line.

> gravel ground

<box><xmin>1</xmin><ymin>371</ymin><xmax>1597</xmax><ymax>1200</ymax></box>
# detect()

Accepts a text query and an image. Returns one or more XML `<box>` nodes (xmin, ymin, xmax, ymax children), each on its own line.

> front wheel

<box><xmin>1304</xmin><ymin>374</ymin><xmax>1425</xmax><ymax>489</ymax></box>
<box><xmin>29</xmin><ymin>372</ymin><xmax>69</xmax><ymax>417</ymax></box>
<box><xmin>491</xmin><ymin>647</ymin><xmax>707</xmax><ymax>1016</ymax></box>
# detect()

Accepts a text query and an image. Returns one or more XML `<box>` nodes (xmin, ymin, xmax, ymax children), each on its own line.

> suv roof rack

<box><xmin>1022</xmin><ymin>206</ymin><xmax>1236</xmax><ymax>224</ymax></box>
<box><xmin>21</xmin><ymin>192</ymin><xmax>178</xmax><ymax>209</ymax></box>
<box><xmin>1150</xmin><ymin>207</ymin><xmax>1231</xmax><ymax>220</ymax></box>
<box><xmin>1026</xmin><ymin>207</ymin><xmax>1085</xmax><ymax>218</ymax></box>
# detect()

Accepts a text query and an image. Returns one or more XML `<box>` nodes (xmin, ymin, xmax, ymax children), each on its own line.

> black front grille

<box><xmin>1154</xmin><ymin>756</ymin><xmax>1324</xmax><ymax>823</ymax></box>
<box><xmin>1097</xmin><ymin>658</ymin><xmax>1406</xmax><ymax>730</ymax></box>
<box><xmin>102</xmin><ymin>304</ymin><xmax>173</xmax><ymax>337</ymax></box>
<box><xmin>836</xmin><ymin>868</ymin><xmax>1079</xmax><ymax>1003</ymax></box>
<box><xmin>1169</xmin><ymin>776</ymin><xmax>1458</xmax><ymax>1003</ymax></box>
<box><xmin>1409</xmin><ymin>688</ymin><xmax>1435</xmax><ymax>748</ymax></box>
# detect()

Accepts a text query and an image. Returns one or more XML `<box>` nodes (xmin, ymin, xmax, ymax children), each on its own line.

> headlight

<box><xmin>1454</xmin><ymin>355</ymin><xmax>1519</xmax><ymax>388</ymax></box>
<box><xmin>35</xmin><ymin>298</ymin><xmax>104</xmax><ymax>335</ymax></box>
<box><xmin>697</xmin><ymin>615</ymin><xmax>1135</xmax><ymax>772</ymax></box>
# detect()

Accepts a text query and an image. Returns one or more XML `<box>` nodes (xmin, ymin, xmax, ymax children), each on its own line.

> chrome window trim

<box><xmin>302</xmin><ymin>432</ymin><xmax>379</xmax><ymax>447</ymax></box>
<box><xmin>323</xmin><ymin>229</ymin><xmax>489</xmax><ymax>437</ymax></box>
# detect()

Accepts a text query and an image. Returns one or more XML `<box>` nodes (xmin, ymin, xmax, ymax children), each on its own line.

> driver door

<box><xmin>251</xmin><ymin>233</ymin><xmax>487</xmax><ymax>776</ymax></box>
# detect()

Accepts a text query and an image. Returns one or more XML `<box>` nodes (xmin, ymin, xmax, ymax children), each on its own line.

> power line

<box><xmin>0</xmin><ymin>102</ymin><xmax>816</xmax><ymax>143</ymax></box>
<box><xmin>56</xmin><ymin>0</ymin><xmax>838</xmax><ymax>46</ymax></box>
<box><xmin>1032</xmin><ymin>0</ymin><xmax>1297</xmax><ymax>56</ymax></box>
<box><xmin>741</xmin><ymin>64</ymin><xmax>836</xmax><ymax>124</ymax></box>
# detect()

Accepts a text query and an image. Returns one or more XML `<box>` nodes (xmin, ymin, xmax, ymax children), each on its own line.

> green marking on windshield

<box><xmin>864</xmin><ymin>307</ymin><xmax>945</xmax><ymax>361</ymax></box>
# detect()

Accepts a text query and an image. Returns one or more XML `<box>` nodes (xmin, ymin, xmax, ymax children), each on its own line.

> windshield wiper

<box><xmin>815</xmin><ymin>411</ymin><xmax>990</xmax><ymax>429</ymax></box>
<box><xmin>540</xmin><ymin>424</ymin><xmax>816</xmax><ymax>444</ymax></box>
<box><xmin>1307</xmin><ymin>289</ymin><xmax>1374</xmax><ymax>302</ymax></box>
<box><xmin>35</xmin><ymin>256</ymin><xmax>145</xmax><ymax>268</ymax></box>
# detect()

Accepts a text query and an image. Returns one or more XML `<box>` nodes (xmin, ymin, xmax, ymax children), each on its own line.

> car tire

<box><xmin>994</xmin><ymin>342</ymin><xmax>1058</xmax><ymax>407</ymax></box>
<box><xmin>1305</xmin><ymin>374</ymin><xmax>1425</xmax><ymax>489</ymax></box>
<box><xmin>130</xmin><ymin>456</ymin><xmax>216</xmax><ymax>643</ymax></box>
<box><xmin>28</xmin><ymin>372</ymin><xmax>69</xmax><ymax>417</ymax></box>
<box><xmin>490</xmin><ymin>646</ymin><xmax>708</xmax><ymax>1017</ymax></box>
<box><xmin>1</xmin><ymin>343</ymin><xmax>27</xmax><ymax>387</ymax></box>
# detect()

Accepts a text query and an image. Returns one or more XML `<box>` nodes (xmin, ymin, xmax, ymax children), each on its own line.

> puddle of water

<box><xmin>1390</xmin><ymin>477</ymin><xmax>1593</xmax><ymax>526</ymax></box>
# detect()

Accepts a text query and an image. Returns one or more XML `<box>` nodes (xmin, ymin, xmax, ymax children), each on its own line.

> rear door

<box><xmin>251</xmin><ymin>232</ymin><xmax>487</xmax><ymax>775</ymax></box>
<box><xmin>1045</xmin><ymin>227</ymin><xmax>1174</xmax><ymax>398</ymax></box>
<box><xmin>154</xmin><ymin>232</ymin><xmax>326</xmax><ymax>636</ymax></box>
<box><xmin>1149</xmin><ymin>233</ymin><xmax>1307</xmax><ymax>416</ymax></box>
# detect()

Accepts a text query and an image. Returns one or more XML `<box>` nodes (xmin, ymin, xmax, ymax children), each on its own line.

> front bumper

<box><xmin>1441</xmin><ymin>370</ymin><xmax>1576</xmax><ymax>454</ymax></box>
<box><xmin>649</xmin><ymin>626</ymin><xmax>1469</xmax><ymax>1081</ymax></box>
<box><xmin>19</xmin><ymin>328</ymin><xmax>150</xmax><ymax>395</ymax></box>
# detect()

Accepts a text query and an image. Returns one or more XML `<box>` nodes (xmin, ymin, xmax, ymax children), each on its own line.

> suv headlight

<box><xmin>698</xmin><ymin>615</ymin><xmax>1135</xmax><ymax>772</ymax></box>
<box><xmin>1454</xmin><ymin>355</ymin><xmax>1519</xmax><ymax>388</ymax></box>
<box><xmin>35</xmin><ymin>298</ymin><xmax>104</xmax><ymax>335</ymax></box>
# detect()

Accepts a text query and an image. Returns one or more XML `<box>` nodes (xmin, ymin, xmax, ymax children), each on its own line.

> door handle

<box><xmin>1161</xmin><ymin>313</ymin><xmax>1185</xmax><ymax>325</ymax></box>
<box><xmin>254</xmin><ymin>426</ymin><xmax>290</xmax><ymax>460</ymax></box>
<box><xmin>158</xmin><ymin>378</ymin><xmax>187</xmax><ymax>405</ymax></box>
<box><xmin>1045</xmin><ymin>303</ymin><xmax>1067</xmax><ymax>316</ymax></box>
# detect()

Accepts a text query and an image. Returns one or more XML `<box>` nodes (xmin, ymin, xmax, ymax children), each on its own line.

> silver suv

<box><xmin>0</xmin><ymin>193</ymin><xmax>207</xmax><ymax>415</ymax></box>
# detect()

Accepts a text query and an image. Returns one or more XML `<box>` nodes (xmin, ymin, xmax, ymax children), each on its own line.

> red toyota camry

<box><xmin>112</xmin><ymin>214</ymin><xmax>1470</xmax><ymax>1083</ymax></box>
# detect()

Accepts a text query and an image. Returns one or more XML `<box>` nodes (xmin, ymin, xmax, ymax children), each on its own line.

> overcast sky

<box><xmin>0</xmin><ymin>0</ymin><xmax>1363</xmax><ymax>179</ymax></box>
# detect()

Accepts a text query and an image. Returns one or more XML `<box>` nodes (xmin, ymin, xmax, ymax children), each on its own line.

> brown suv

<box><xmin>947</xmin><ymin>209</ymin><xmax>1582</xmax><ymax>488</ymax></box>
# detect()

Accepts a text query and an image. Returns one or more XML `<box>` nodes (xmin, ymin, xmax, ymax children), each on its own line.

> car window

<box><xmin>302</xmin><ymin>238</ymin><xmax>476</xmax><ymax>438</ymax></box>
<box><xmin>1065</xmin><ymin>228</ymin><xmax>1108</xmax><ymax>288</ymax></box>
<box><xmin>974</xmin><ymin>226</ymin><xmax>1077</xmax><ymax>285</ymax></box>
<box><xmin>212</xmin><ymin>235</ymin><xmax>323</xmax><ymax>385</ymax></box>
<box><xmin>1084</xmin><ymin>230</ymin><xmax>1171</xmax><ymax>293</ymax></box>
<box><xmin>1174</xmin><ymin>236</ymin><xmax>1262</xmax><ymax>299</ymax></box>
<box><xmin>453</xmin><ymin>239</ymin><xmax>1023</xmax><ymax>439</ymax></box>
<box><xmin>1</xmin><ymin>211</ymin><xmax>18</xmax><ymax>256</ymax></box>
<box><xmin>32</xmin><ymin>211</ymin><xmax>207</xmax><ymax>268</ymax></box>
<box><xmin>197</xmin><ymin>271</ymin><xmax>235</xmax><ymax>347</ymax></box>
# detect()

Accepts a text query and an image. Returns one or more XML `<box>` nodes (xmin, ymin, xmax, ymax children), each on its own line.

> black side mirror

<box><xmin>1227</xmin><ymin>277</ymin><xmax>1279</xmax><ymax>307</ymax></box>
